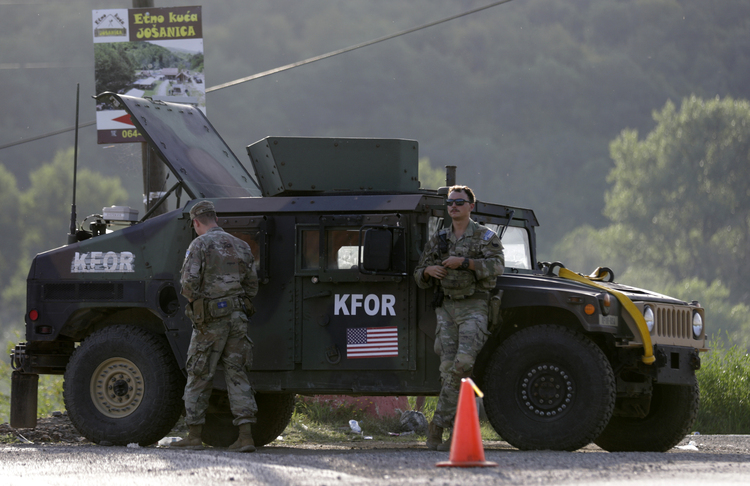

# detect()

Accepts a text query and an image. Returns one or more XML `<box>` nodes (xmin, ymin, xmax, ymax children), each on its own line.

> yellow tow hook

<box><xmin>557</xmin><ymin>267</ymin><xmax>655</xmax><ymax>365</ymax></box>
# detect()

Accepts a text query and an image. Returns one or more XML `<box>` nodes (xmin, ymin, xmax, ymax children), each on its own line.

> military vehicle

<box><xmin>10</xmin><ymin>93</ymin><xmax>706</xmax><ymax>452</ymax></box>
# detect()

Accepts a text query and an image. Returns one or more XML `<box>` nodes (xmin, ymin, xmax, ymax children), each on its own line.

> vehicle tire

<box><xmin>63</xmin><ymin>325</ymin><xmax>185</xmax><ymax>446</ymax></box>
<box><xmin>202</xmin><ymin>392</ymin><xmax>296</xmax><ymax>448</ymax></box>
<box><xmin>202</xmin><ymin>411</ymin><xmax>236</xmax><ymax>447</ymax></box>
<box><xmin>594</xmin><ymin>376</ymin><xmax>699</xmax><ymax>452</ymax></box>
<box><xmin>483</xmin><ymin>324</ymin><xmax>616</xmax><ymax>451</ymax></box>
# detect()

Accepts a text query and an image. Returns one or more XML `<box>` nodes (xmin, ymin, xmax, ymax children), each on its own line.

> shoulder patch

<box><xmin>482</xmin><ymin>229</ymin><xmax>494</xmax><ymax>241</ymax></box>
<box><xmin>185</xmin><ymin>249</ymin><xmax>190</xmax><ymax>258</ymax></box>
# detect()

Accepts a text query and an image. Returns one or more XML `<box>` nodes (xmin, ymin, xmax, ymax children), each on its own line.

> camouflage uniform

<box><xmin>414</xmin><ymin>219</ymin><xmax>504</xmax><ymax>428</ymax></box>
<box><xmin>180</xmin><ymin>202</ymin><xmax>259</xmax><ymax>427</ymax></box>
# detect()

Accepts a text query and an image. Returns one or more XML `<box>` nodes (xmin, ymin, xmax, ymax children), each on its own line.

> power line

<box><xmin>206</xmin><ymin>0</ymin><xmax>514</xmax><ymax>93</ymax></box>
<box><xmin>0</xmin><ymin>0</ymin><xmax>514</xmax><ymax>151</ymax></box>
<box><xmin>0</xmin><ymin>121</ymin><xmax>96</xmax><ymax>151</ymax></box>
<box><xmin>0</xmin><ymin>62</ymin><xmax>92</xmax><ymax>70</ymax></box>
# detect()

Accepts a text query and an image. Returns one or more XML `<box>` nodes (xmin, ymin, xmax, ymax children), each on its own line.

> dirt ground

<box><xmin>0</xmin><ymin>412</ymin><xmax>89</xmax><ymax>444</ymax></box>
<box><xmin>3</xmin><ymin>412</ymin><xmax>750</xmax><ymax>456</ymax></box>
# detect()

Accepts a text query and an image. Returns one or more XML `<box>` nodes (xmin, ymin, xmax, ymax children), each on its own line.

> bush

<box><xmin>694</xmin><ymin>340</ymin><xmax>750</xmax><ymax>434</ymax></box>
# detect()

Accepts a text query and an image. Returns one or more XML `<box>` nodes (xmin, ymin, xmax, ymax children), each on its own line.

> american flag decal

<box><xmin>346</xmin><ymin>326</ymin><xmax>398</xmax><ymax>359</ymax></box>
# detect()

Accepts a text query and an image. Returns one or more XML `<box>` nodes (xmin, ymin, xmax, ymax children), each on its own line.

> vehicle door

<box><xmin>296</xmin><ymin>213</ymin><xmax>413</xmax><ymax>371</ymax></box>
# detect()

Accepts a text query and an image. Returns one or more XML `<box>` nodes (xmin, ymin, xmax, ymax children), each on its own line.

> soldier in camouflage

<box><xmin>172</xmin><ymin>200</ymin><xmax>260</xmax><ymax>453</ymax></box>
<box><xmin>414</xmin><ymin>186</ymin><xmax>504</xmax><ymax>452</ymax></box>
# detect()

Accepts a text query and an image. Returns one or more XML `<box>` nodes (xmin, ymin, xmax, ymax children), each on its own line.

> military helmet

<box><xmin>189</xmin><ymin>200</ymin><xmax>215</xmax><ymax>219</ymax></box>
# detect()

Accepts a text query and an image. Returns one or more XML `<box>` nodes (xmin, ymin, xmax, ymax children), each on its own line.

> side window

<box><xmin>296</xmin><ymin>215</ymin><xmax>403</xmax><ymax>277</ymax></box>
<box><xmin>483</xmin><ymin>224</ymin><xmax>532</xmax><ymax>270</ymax></box>
<box><xmin>327</xmin><ymin>230</ymin><xmax>360</xmax><ymax>270</ymax></box>
<box><xmin>301</xmin><ymin>229</ymin><xmax>320</xmax><ymax>269</ymax></box>
<box><xmin>502</xmin><ymin>226</ymin><xmax>532</xmax><ymax>270</ymax></box>
<box><xmin>427</xmin><ymin>216</ymin><xmax>442</xmax><ymax>238</ymax></box>
<box><xmin>230</xmin><ymin>230</ymin><xmax>261</xmax><ymax>260</ymax></box>
<box><xmin>297</xmin><ymin>226</ymin><xmax>360</xmax><ymax>272</ymax></box>
<box><xmin>223</xmin><ymin>216</ymin><xmax>273</xmax><ymax>283</ymax></box>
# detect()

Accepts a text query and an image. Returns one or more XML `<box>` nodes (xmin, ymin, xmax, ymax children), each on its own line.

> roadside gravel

<box><xmin>2</xmin><ymin>414</ymin><xmax>750</xmax><ymax>485</ymax></box>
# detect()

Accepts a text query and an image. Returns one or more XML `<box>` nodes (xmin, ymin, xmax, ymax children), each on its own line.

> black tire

<box><xmin>595</xmin><ymin>375</ymin><xmax>699</xmax><ymax>452</ymax></box>
<box><xmin>483</xmin><ymin>325</ymin><xmax>616</xmax><ymax>451</ymax></box>
<box><xmin>202</xmin><ymin>392</ymin><xmax>296</xmax><ymax>448</ymax></box>
<box><xmin>63</xmin><ymin>325</ymin><xmax>185</xmax><ymax>446</ymax></box>
<box><xmin>202</xmin><ymin>411</ymin><xmax>236</xmax><ymax>447</ymax></box>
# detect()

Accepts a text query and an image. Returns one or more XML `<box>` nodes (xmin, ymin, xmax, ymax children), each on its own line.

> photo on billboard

<box><xmin>92</xmin><ymin>6</ymin><xmax>204</xmax><ymax>144</ymax></box>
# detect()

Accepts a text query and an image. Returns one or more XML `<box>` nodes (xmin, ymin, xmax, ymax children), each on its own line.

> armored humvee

<box><xmin>10</xmin><ymin>93</ymin><xmax>707</xmax><ymax>452</ymax></box>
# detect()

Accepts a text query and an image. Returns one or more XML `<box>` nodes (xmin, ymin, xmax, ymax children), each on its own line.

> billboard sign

<box><xmin>92</xmin><ymin>6</ymin><xmax>204</xmax><ymax>144</ymax></box>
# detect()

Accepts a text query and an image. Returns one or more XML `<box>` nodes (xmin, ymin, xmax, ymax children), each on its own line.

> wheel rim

<box><xmin>90</xmin><ymin>357</ymin><xmax>144</xmax><ymax>418</ymax></box>
<box><xmin>518</xmin><ymin>363</ymin><xmax>575</xmax><ymax>419</ymax></box>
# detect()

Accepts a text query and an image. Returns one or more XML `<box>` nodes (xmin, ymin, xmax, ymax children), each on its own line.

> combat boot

<box><xmin>426</xmin><ymin>422</ymin><xmax>443</xmax><ymax>450</ymax></box>
<box><xmin>171</xmin><ymin>425</ymin><xmax>204</xmax><ymax>450</ymax></box>
<box><xmin>228</xmin><ymin>423</ymin><xmax>256</xmax><ymax>453</ymax></box>
<box><xmin>436</xmin><ymin>429</ymin><xmax>453</xmax><ymax>452</ymax></box>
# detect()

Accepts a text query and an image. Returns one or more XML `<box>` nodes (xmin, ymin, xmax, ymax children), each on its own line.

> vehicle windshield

<box><xmin>484</xmin><ymin>225</ymin><xmax>532</xmax><ymax>270</ymax></box>
<box><xmin>427</xmin><ymin>217</ymin><xmax>532</xmax><ymax>270</ymax></box>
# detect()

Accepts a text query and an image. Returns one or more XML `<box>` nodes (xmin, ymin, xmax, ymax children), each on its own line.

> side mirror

<box><xmin>361</xmin><ymin>228</ymin><xmax>392</xmax><ymax>272</ymax></box>
<box><xmin>359</xmin><ymin>226</ymin><xmax>407</xmax><ymax>276</ymax></box>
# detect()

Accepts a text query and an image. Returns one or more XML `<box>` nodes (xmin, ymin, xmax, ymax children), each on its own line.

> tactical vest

<box><xmin>436</xmin><ymin>225</ymin><xmax>494</xmax><ymax>298</ymax></box>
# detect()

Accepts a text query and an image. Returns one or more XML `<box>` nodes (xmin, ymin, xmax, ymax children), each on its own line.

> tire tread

<box><xmin>63</xmin><ymin>325</ymin><xmax>184</xmax><ymax>446</ymax></box>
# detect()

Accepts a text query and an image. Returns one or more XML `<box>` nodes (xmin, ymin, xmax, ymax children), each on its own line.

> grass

<box><xmin>280</xmin><ymin>397</ymin><xmax>405</xmax><ymax>444</ymax></box>
<box><xmin>694</xmin><ymin>340</ymin><xmax>750</xmax><ymax>434</ymax></box>
<box><xmin>278</xmin><ymin>395</ymin><xmax>500</xmax><ymax>445</ymax></box>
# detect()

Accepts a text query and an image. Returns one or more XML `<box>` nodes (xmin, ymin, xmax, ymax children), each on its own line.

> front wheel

<box><xmin>595</xmin><ymin>376</ymin><xmax>699</xmax><ymax>452</ymax></box>
<box><xmin>63</xmin><ymin>325</ymin><xmax>185</xmax><ymax>446</ymax></box>
<box><xmin>483</xmin><ymin>325</ymin><xmax>616</xmax><ymax>451</ymax></box>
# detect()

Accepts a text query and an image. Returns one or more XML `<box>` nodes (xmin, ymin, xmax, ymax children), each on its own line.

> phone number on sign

<box><xmin>121</xmin><ymin>129</ymin><xmax>142</xmax><ymax>139</ymax></box>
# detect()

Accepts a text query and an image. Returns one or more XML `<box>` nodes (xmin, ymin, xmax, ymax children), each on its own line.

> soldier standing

<box><xmin>172</xmin><ymin>200</ymin><xmax>259</xmax><ymax>452</ymax></box>
<box><xmin>414</xmin><ymin>186</ymin><xmax>505</xmax><ymax>451</ymax></box>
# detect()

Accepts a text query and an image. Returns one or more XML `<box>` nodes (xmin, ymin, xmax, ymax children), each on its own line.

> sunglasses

<box><xmin>445</xmin><ymin>199</ymin><xmax>468</xmax><ymax>206</ymax></box>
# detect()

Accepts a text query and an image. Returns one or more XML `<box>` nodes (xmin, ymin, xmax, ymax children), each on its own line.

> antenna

<box><xmin>67</xmin><ymin>84</ymin><xmax>80</xmax><ymax>244</ymax></box>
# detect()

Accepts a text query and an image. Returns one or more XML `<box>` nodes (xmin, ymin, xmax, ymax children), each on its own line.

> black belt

<box><xmin>444</xmin><ymin>291</ymin><xmax>490</xmax><ymax>301</ymax></box>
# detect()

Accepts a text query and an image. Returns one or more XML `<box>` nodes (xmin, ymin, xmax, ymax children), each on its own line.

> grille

<box><xmin>655</xmin><ymin>306</ymin><xmax>692</xmax><ymax>340</ymax></box>
<box><xmin>648</xmin><ymin>303</ymin><xmax>703</xmax><ymax>347</ymax></box>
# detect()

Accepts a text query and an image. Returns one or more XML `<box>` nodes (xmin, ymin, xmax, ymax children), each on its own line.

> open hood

<box><xmin>97</xmin><ymin>93</ymin><xmax>261</xmax><ymax>199</ymax></box>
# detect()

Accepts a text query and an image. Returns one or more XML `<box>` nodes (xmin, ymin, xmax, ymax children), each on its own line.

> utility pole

<box><xmin>133</xmin><ymin>0</ymin><xmax>168</xmax><ymax>217</ymax></box>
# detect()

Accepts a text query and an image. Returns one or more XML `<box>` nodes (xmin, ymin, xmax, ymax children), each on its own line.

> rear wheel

<box><xmin>595</xmin><ymin>376</ymin><xmax>699</xmax><ymax>452</ymax></box>
<box><xmin>483</xmin><ymin>325</ymin><xmax>616</xmax><ymax>451</ymax></box>
<box><xmin>63</xmin><ymin>325</ymin><xmax>185</xmax><ymax>446</ymax></box>
<box><xmin>202</xmin><ymin>392</ymin><xmax>295</xmax><ymax>447</ymax></box>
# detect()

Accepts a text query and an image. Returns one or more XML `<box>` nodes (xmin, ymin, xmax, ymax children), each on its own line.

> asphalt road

<box><xmin>2</xmin><ymin>436</ymin><xmax>750</xmax><ymax>485</ymax></box>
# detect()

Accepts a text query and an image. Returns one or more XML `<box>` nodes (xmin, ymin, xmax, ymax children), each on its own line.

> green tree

<box><xmin>189</xmin><ymin>53</ymin><xmax>204</xmax><ymax>72</ymax></box>
<box><xmin>0</xmin><ymin>165</ymin><xmax>21</xmax><ymax>325</ymax></box>
<box><xmin>126</xmin><ymin>42</ymin><xmax>181</xmax><ymax>71</ymax></box>
<box><xmin>1</xmin><ymin>148</ymin><xmax>128</xmax><ymax>322</ymax></box>
<box><xmin>553</xmin><ymin>96</ymin><xmax>750</xmax><ymax>346</ymax></box>
<box><xmin>0</xmin><ymin>165</ymin><xmax>20</xmax><ymax>282</ymax></box>
<box><xmin>605</xmin><ymin>96</ymin><xmax>750</xmax><ymax>301</ymax></box>
<box><xmin>418</xmin><ymin>157</ymin><xmax>444</xmax><ymax>190</ymax></box>
<box><xmin>94</xmin><ymin>43</ymin><xmax>137</xmax><ymax>94</ymax></box>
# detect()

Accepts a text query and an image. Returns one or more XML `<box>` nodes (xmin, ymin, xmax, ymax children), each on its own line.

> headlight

<box><xmin>693</xmin><ymin>311</ymin><xmax>703</xmax><ymax>338</ymax></box>
<box><xmin>600</xmin><ymin>293</ymin><xmax>611</xmax><ymax>315</ymax></box>
<box><xmin>643</xmin><ymin>306</ymin><xmax>655</xmax><ymax>333</ymax></box>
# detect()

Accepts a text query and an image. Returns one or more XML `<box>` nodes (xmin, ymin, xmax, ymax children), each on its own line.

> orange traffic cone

<box><xmin>436</xmin><ymin>378</ymin><xmax>498</xmax><ymax>467</ymax></box>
